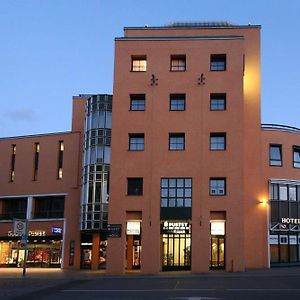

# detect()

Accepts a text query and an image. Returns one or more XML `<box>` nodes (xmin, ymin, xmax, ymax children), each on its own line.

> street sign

<box><xmin>108</xmin><ymin>224</ymin><xmax>122</xmax><ymax>237</ymax></box>
<box><xmin>13</xmin><ymin>219</ymin><xmax>27</xmax><ymax>236</ymax></box>
<box><xmin>20</xmin><ymin>236</ymin><xmax>27</xmax><ymax>249</ymax></box>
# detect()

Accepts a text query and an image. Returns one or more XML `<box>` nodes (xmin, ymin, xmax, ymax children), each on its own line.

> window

<box><xmin>210</xmin><ymin>133</ymin><xmax>226</xmax><ymax>150</ymax></box>
<box><xmin>130</xmin><ymin>94</ymin><xmax>145</xmax><ymax>111</ymax></box>
<box><xmin>270</xmin><ymin>144</ymin><xmax>282</xmax><ymax>166</ymax></box>
<box><xmin>210</xmin><ymin>54</ymin><xmax>226</xmax><ymax>71</ymax></box>
<box><xmin>293</xmin><ymin>146</ymin><xmax>300</xmax><ymax>168</ymax></box>
<box><xmin>289</xmin><ymin>186</ymin><xmax>297</xmax><ymax>201</ymax></box>
<box><xmin>210</xmin><ymin>94</ymin><xmax>226</xmax><ymax>111</ymax></box>
<box><xmin>34</xmin><ymin>196</ymin><xmax>65</xmax><ymax>219</ymax></box>
<box><xmin>161</xmin><ymin>178</ymin><xmax>192</xmax><ymax>208</ymax></box>
<box><xmin>33</xmin><ymin>143</ymin><xmax>40</xmax><ymax>180</ymax></box>
<box><xmin>131</xmin><ymin>56</ymin><xmax>147</xmax><ymax>72</ymax></box>
<box><xmin>127</xmin><ymin>178</ymin><xmax>143</xmax><ymax>195</ymax></box>
<box><xmin>58</xmin><ymin>141</ymin><xmax>64</xmax><ymax>179</ymax></box>
<box><xmin>169</xmin><ymin>133</ymin><xmax>185</xmax><ymax>150</ymax></box>
<box><xmin>170</xmin><ymin>55</ymin><xmax>186</xmax><ymax>71</ymax></box>
<box><xmin>210</xmin><ymin>178</ymin><xmax>226</xmax><ymax>195</ymax></box>
<box><xmin>10</xmin><ymin>145</ymin><xmax>16</xmax><ymax>182</ymax></box>
<box><xmin>1</xmin><ymin>197</ymin><xmax>27</xmax><ymax>220</ymax></box>
<box><xmin>129</xmin><ymin>134</ymin><xmax>144</xmax><ymax>151</ymax></box>
<box><xmin>170</xmin><ymin>94</ymin><xmax>185</xmax><ymax>111</ymax></box>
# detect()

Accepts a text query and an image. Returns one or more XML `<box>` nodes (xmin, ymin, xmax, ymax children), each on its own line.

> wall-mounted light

<box><xmin>259</xmin><ymin>199</ymin><xmax>269</xmax><ymax>206</ymax></box>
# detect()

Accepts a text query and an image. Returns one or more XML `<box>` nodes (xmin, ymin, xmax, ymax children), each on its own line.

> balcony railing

<box><xmin>261</xmin><ymin>124</ymin><xmax>300</xmax><ymax>133</ymax></box>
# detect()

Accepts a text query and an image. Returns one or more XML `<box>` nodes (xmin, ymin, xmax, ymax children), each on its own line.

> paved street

<box><xmin>1</xmin><ymin>267</ymin><xmax>300</xmax><ymax>300</ymax></box>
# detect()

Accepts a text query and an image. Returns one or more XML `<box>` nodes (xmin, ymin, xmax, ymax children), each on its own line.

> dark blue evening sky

<box><xmin>0</xmin><ymin>0</ymin><xmax>299</xmax><ymax>137</ymax></box>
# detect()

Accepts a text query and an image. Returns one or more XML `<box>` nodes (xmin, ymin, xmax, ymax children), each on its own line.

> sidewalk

<box><xmin>1</xmin><ymin>266</ymin><xmax>300</xmax><ymax>279</ymax></box>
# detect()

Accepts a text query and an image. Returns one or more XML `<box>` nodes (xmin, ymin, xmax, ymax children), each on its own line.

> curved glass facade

<box><xmin>81</xmin><ymin>94</ymin><xmax>112</xmax><ymax>231</ymax></box>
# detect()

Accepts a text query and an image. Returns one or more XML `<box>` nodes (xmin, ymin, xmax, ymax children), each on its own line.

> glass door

<box><xmin>132</xmin><ymin>239</ymin><xmax>141</xmax><ymax>269</ymax></box>
<box><xmin>162</xmin><ymin>233</ymin><xmax>191</xmax><ymax>271</ymax></box>
<box><xmin>210</xmin><ymin>236</ymin><xmax>225</xmax><ymax>269</ymax></box>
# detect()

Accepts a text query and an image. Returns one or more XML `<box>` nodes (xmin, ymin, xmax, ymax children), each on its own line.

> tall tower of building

<box><xmin>107</xmin><ymin>22</ymin><xmax>268</xmax><ymax>275</ymax></box>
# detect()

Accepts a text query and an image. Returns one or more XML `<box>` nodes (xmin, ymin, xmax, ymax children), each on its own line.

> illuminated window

<box><xmin>131</xmin><ymin>56</ymin><xmax>147</xmax><ymax>72</ymax></box>
<box><xmin>10</xmin><ymin>145</ymin><xmax>16</xmax><ymax>182</ymax></box>
<box><xmin>293</xmin><ymin>146</ymin><xmax>300</xmax><ymax>168</ymax></box>
<box><xmin>210</xmin><ymin>178</ymin><xmax>226</xmax><ymax>196</ymax></box>
<box><xmin>57</xmin><ymin>141</ymin><xmax>64</xmax><ymax>179</ymax></box>
<box><xmin>270</xmin><ymin>144</ymin><xmax>282</xmax><ymax>166</ymax></box>
<box><xmin>170</xmin><ymin>55</ymin><xmax>186</xmax><ymax>71</ymax></box>
<box><xmin>210</xmin><ymin>54</ymin><xmax>226</xmax><ymax>71</ymax></box>
<box><xmin>33</xmin><ymin>143</ymin><xmax>40</xmax><ymax>180</ymax></box>
<box><xmin>210</xmin><ymin>94</ymin><xmax>226</xmax><ymax>111</ymax></box>
<box><xmin>210</xmin><ymin>133</ymin><xmax>226</xmax><ymax>150</ymax></box>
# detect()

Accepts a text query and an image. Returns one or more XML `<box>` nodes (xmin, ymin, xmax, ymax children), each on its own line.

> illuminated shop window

<box><xmin>170</xmin><ymin>55</ymin><xmax>186</xmax><ymax>71</ymax></box>
<box><xmin>131</xmin><ymin>56</ymin><xmax>147</xmax><ymax>72</ymax></box>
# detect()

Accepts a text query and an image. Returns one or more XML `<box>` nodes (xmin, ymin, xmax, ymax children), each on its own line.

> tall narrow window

<box><xmin>293</xmin><ymin>146</ymin><xmax>300</xmax><ymax>168</ymax></box>
<box><xmin>10</xmin><ymin>145</ymin><xmax>16</xmax><ymax>182</ymax></box>
<box><xmin>270</xmin><ymin>144</ymin><xmax>282</xmax><ymax>166</ymax></box>
<box><xmin>170</xmin><ymin>55</ymin><xmax>186</xmax><ymax>71</ymax></box>
<box><xmin>33</xmin><ymin>143</ymin><xmax>40</xmax><ymax>180</ymax></box>
<box><xmin>58</xmin><ymin>141</ymin><xmax>64</xmax><ymax>179</ymax></box>
<box><xmin>131</xmin><ymin>56</ymin><xmax>147</xmax><ymax>72</ymax></box>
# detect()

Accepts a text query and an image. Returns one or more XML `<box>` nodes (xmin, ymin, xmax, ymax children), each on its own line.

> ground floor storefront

<box><xmin>0</xmin><ymin>221</ymin><xmax>64</xmax><ymax>268</ymax></box>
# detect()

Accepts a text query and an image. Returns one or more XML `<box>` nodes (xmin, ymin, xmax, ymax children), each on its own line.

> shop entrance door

<box><xmin>210</xmin><ymin>236</ymin><xmax>225</xmax><ymax>269</ymax></box>
<box><xmin>162</xmin><ymin>233</ymin><xmax>191</xmax><ymax>271</ymax></box>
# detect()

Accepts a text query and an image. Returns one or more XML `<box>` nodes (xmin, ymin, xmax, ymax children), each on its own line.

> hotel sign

<box><xmin>161</xmin><ymin>221</ymin><xmax>191</xmax><ymax>234</ymax></box>
<box><xmin>108</xmin><ymin>224</ymin><xmax>122</xmax><ymax>238</ymax></box>
<box><xmin>281</xmin><ymin>218</ymin><xmax>300</xmax><ymax>224</ymax></box>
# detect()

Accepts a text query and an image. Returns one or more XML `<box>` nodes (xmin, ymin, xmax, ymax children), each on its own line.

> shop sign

<box><xmin>210</xmin><ymin>220</ymin><xmax>225</xmax><ymax>236</ymax></box>
<box><xmin>126</xmin><ymin>221</ymin><xmax>140</xmax><ymax>235</ymax></box>
<box><xmin>7</xmin><ymin>230</ymin><xmax>46</xmax><ymax>237</ymax></box>
<box><xmin>108</xmin><ymin>224</ymin><xmax>122</xmax><ymax>238</ymax></box>
<box><xmin>161</xmin><ymin>221</ymin><xmax>191</xmax><ymax>234</ymax></box>
<box><xmin>281</xmin><ymin>218</ymin><xmax>300</xmax><ymax>224</ymax></box>
<box><xmin>52</xmin><ymin>227</ymin><xmax>63</xmax><ymax>234</ymax></box>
